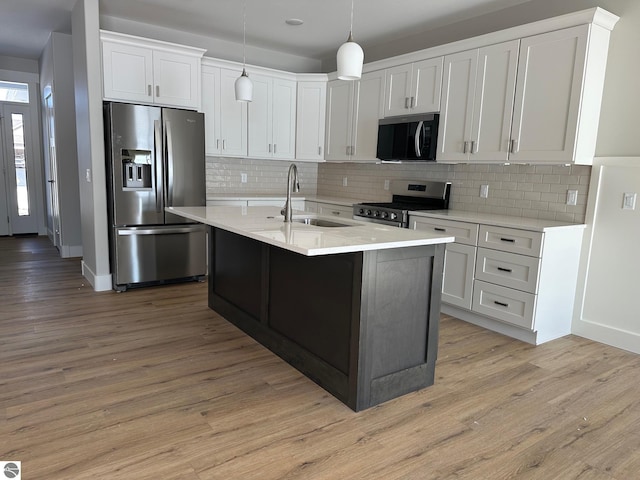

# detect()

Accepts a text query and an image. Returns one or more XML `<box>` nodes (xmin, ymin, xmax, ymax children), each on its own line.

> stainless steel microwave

<box><xmin>376</xmin><ymin>113</ymin><xmax>439</xmax><ymax>161</ymax></box>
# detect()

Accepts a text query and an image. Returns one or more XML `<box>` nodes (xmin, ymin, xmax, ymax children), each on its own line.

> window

<box><xmin>0</xmin><ymin>81</ymin><xmax>29</xmax><ymax>103</ymax></box>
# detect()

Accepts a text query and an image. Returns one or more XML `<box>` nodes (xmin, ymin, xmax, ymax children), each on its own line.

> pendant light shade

<box><xmin>235</xmin><ymin>0</ymin><xmax>252</xmax><ymax>102</ymax></box>
<box><xmin>337</xmin><ymin>32</ymin><xmax>364</xmax><ymax>80</ymax></box>
<box><xmin>336</xmin><ymin>0</ymin><xmax>363</xmax><ymax>81</ymax></box>
<box><xmin>235</xmin><ymin>68</ymin><xmax>253</xmax><ymax>102</ymax></box>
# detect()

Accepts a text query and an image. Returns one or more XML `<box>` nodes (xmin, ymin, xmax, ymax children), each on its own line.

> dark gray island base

<box><xmin>208</xmin><ymin>226</ymin><xmax>445</xmax><ymax>411</ymax></box>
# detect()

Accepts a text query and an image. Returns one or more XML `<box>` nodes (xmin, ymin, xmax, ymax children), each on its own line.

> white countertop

<box><xmin>409</xmin><ymin>209</ymin><xmax>586</xmax><ymax>232</ymax></box>
<box><xmin>168</xmin><ymin>206</ymin><xmax>454</xmax><ymax>256</ymax></box>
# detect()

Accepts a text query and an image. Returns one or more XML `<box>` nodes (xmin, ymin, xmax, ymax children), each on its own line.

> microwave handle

<box><xmin>415</xmin><ymin>121</ymin><xmax>424</xmax><ymax>158</ymax></box>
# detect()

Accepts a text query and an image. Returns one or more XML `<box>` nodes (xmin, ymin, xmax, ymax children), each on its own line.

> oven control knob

<box><xmin>366</xmin><ymin>209</ymin><xmax>372</xmax><ymax>216</ymax></box>
<box><xmin>358</xmin><ymin>208</ymin><xmax>365</xmax><ymax>215</ymax></box>
<box><xmin>381</xmin><ymin>211</ymin><xmax>389</xmax><ymax>219</ymax></box>
<box><xmin>373</xmin><ymin>210</ymin><xmax>380</xmax><ymax>217</ymax></box>
<box><xmin>390</xmin><ymin>212</ymin><xmax>398</xmax><ymax>220</ymax></box>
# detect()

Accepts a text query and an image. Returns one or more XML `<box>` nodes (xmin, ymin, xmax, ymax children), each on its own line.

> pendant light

<box><xmin>235</xmin><ymin>0</ymin><xmax>252</xmax><ymax>102</ymax></box>
<box><xmin>336</xmin><ymin>0</ymin><xmax>364</xmax><ymax>80</ymax></box>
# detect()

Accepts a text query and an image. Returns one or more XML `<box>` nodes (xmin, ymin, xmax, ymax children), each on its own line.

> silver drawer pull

<box><xmin>497</xmin><ymin>267</ymin><xmax>512</xmax><ymax>273</ymax></box>
<box><xmin>494</xmin><ymin>300</ymin><xmax>510</xmax><ymax>308</ymax></box>
<box><xmin>500</xmin><ymin>237</ymin><xmax>516</xmax><ymax>243</ymax></box>
<box><xmin>434</xmin><ymin>227</ymin><xmax>446</xmax><ymax>232</ymax></box>
<box><xmin>332</xmin><ymin>211</ymin><xmax>341</xmax><ymax>216</ymax></box>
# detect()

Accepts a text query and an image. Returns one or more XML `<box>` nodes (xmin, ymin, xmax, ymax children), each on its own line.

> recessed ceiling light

<box><xmin>285</xmin><ymin>18</ymin><xmax>304</xmax><ymax>26</ymax></box>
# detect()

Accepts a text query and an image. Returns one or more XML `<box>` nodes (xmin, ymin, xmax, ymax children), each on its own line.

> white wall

<box><xmin>100</xmin><ymin>16</ymin><xmax>322</xmax><ymax>74</ymax></box>
<box><xmin>71</xmin><ymin>0</ymin><xmax>111</xmax><ymax>291</ymax></box>
<box><xmin>39</xmin><ymin>32</ymin><xmax>82</xmax><ymax>256</ymax></box>
<box><xmin>0</xmin><ymin>55</ymin><xmax>39</xmax><ymax>74</ymax></box>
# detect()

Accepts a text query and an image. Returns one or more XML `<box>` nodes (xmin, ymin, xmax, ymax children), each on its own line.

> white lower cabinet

<box><xmin>313</xmin><ymin>202</ymin><xmax>353</xmax><ymax>218</ymax></box>
<box><xmin>411</xmin><ymin>214</ymin><xmax>584</xmax><ymax>345</ymax></box>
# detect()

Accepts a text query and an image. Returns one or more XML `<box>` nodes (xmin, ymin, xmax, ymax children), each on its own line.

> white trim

<box><xmin>100</xmin><ymin>30</ymin><xmax>206</xmax><ymax>57</ymax></box>
<box><xmin>572</xmin><ymin>319</ymin><xmax>640</xmax><ymax>355</ymax></box>
<box><xmin>82</xmin><ymin>259</ymin><xmax>112</xmax><ymax>291</ymax></box>
<box><xmin>59</xmin><ymin>244</ymin><xmax>83</xmax><ymax>258</ymax></box>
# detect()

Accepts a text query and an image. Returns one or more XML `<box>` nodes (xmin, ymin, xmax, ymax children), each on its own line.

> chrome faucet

<box><xmin>281</xmin><ymin>163</ymin><xmax>299</xmax><ymax>222</ymax></box>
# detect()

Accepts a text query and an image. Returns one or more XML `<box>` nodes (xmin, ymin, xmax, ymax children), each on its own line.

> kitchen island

<box><xmin>168</xmin><ymin>206</ymin><xmax>453</xmax><ymax>411</ymax></box>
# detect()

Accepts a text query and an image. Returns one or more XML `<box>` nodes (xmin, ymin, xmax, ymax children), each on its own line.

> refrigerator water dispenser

<box><xmin>122</xmin><ymin>149</ymin><xmax>152</xmax><ymax>190</ymax></box>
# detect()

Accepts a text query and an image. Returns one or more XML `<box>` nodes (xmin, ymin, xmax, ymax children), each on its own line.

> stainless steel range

<box><xmin>353</xmin><ymin>180</ymin><xmax>451</xmax><ymax>228</ymax></box>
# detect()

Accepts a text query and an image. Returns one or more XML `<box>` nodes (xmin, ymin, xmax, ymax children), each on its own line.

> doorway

<box><xmin>0</xmin><ymin>102</ymin><xmax>40</xmax><ymax>235</ymax></box>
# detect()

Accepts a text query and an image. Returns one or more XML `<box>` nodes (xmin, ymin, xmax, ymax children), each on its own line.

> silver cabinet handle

<box><xmin>509</xmin><ymin>139</ymin><xmax>518</xmax><ymax>153</ymax></box>
<box><xmin>274</xmin><ymin>144</ymin><xmax>277</xmax><ymax>154</ymax></box>
<box><xmin>268</xmin><ymin>144</ymin><xmax>272</xmax><ymax>153</ymax></box>
<box><xmin>318</xmin><ymin>146</ymin><xmax>322</xmax><ymax>155</ymax></box>
<box><xmin>415</xmin><ymin>120</ymin><xmax>424</xmax><ymax>158</ymax></box>
<box><xmin>471</xmin><ymin>140</ymin><xmax>476</xmax><ymax>154</ymax></box>
<box><xmin>148</xmin><ymin>85</ymin><xmax>152</xmax><ymax>96</ymax></box>
<box><xmin>223</xmin><ymin>139</ymin><xmax>226</xmax><ymax>150</ymax></box>
<box><xmin>405</xmin><ymin>97</ymin><xmax>410</xmax><ymax>109</ymax></box>
<box><xmin>156</xmin><ymin>85</ymin><xmax>160</xmax><ymax>97</ymax></box>
<box><xmin>332</xmin><ymin>211</ymin><xmax>341</xmax><ymax>216</ymax></box>
<box><xmin>410</xmin><ymin>96</ymin><xmax>415</xmax><ymax>108</ymax></box>
<box><xmin>463</xmin><ymin>141</ymin><xmax>469</xmax><ymax>154</ymax></box>
<box><xmin>216</xmin><ymin>139</ymin><xmax>220</xmax><ymax>150</ymax></box>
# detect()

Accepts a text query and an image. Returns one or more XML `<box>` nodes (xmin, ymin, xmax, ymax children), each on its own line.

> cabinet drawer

<box><xmin>478</xmin><ymin>225</ymin><xmax>543</xmax><ymax>257</ymax></box>
<box><xmin>316</xmin><ymin>203</ymin><xmax>353</xmax><ymax>217</ymax></box>
<box><xmin>410</xmin><ymin>217</ymin><xmax>479</xmax><ymax>246</ymax></box>
<box><xmin>475</xmin><ymin>248</ymin><xmax>540</xmax><ymax>294</ymax></box>
<box><xmin>472</xmin><ymin>280</ymin><xmax>536</xmax><ymax>330</ymax></box>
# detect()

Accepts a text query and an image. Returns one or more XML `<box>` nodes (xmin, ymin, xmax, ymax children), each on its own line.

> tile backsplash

<box><xmin>206</xmin><ymin>157</ymin><xmax>318</xmax><ymax>200</ymax></box>
<box><xmin>317</xmin><ymin>162</ymin><xmax>591</xmax><ymax>223</ymax></box>
<box><xmin>206</xmin><ymin>157</ymin><xmax>590</xmax><ymax>223</ymax></box>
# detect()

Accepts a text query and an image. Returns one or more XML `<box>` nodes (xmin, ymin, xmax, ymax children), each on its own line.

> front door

<box><xmin>0</xmin><ymin>103</ymin><xmax>40</xmax><ymax>235</ymax></box>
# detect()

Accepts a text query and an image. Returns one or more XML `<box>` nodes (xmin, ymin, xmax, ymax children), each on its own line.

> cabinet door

<box><xmin>248</xmin><ymin>74</ymin><xmax>272</xmax><ymax>158</ymax></box>
<box><xmin>509</xmin><ymin>25</ymin><xmax>588</xmax><ymax>163</ymax></box>
<box><xmin>352</xmin><ymin>70</ymin><xmax>385</xmax><ymax>161</ymax></box>
<box><xmin>201</xmin><ymin>66</ymin><xmax>221</xmax><ymax>155</ymax></box>
<box><xmin>325</xmin><ymin>81</ymin><xmax>353</xmax><ymax>161</ymax></box>
<box><xmin>296</xmin><ymin>81</ymin><xmax>326</xmax><ymax>161</ymax></box>
<box><xmin>411</xmin><ymin>57</ymin><xmax>443</xmax><ymax>114</ymax></box>
<box><xmin>272</xmin><ymin>78</ymin><xmax>297</xmax><ymax>160</ymax></box>
<box><xmin>437</xmin><ymin>49</ymin><xmax>478</xmax><ymax>162</ymax></box>
<box><xmin>384</xmin><ymin>64</ymin><xmax>412</xmax><ymax>117</ymax></box>
<box><xmin>442</xmin><ymin>243</ymin><xmax>476</xmax><ymax>310</ymax></box>
<box><xmin>316</xmin><ymin>203</ymin><xmax>353</xmax><ymax>217</ymax></box>
<box><xmin>102</xmin><ymin>41</ymin><xmax>154</xmax><ymax>103</ymax></box>
<box><xmin>152</xmin><ymin>50</ymin><xmax>200</xmax><ymax>109</ymax></box>
<box><xmin>219</xmin><ymin>68</ymin><xmax>248</xmax><ymax>157</ymax></box>
<box><xmin>470</xmin><ymin>40</ymin><xmax>519</xmax><ymax>162</ymax></box>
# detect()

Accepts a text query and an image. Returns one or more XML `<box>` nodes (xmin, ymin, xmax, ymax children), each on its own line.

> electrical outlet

<box><xmin>566</xmin><ymin>189</ymin><xmax>578</xmax><ymax>206</ymax></box>
<box><xmin>384</xmin><ymin>180</ymin><xmax>390</xmax><ymax>191</ymax></box>
<box><xmin>480</xmin><ymin>184</ymin><xmax>489</xmax><ymax>198</ymax></box>
<box><xmin>623</xmin><ymin>192</ymin><xmax>637</xmax><ymax>210</ymax></box>
<box><xmin>241</xmin><ymin>173</ymin><xmax>248</xmax><ymax>183</ymax></box>
<box><xmin>343</xmin><ymin>177</ymin><xmax>348</xmax><ymax>187</ymax></box>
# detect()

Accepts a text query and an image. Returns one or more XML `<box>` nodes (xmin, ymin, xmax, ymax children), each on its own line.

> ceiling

<box><xmin>0</xmin><ymin>0</ymin><xmax>535</xmax><ymax>60</ymax></box>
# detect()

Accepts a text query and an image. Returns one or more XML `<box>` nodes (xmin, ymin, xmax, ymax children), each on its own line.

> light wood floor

<box><xmin>1</xmin><ymin>236</ymin><xmax>639</xmax><ymax>479</ymax></box>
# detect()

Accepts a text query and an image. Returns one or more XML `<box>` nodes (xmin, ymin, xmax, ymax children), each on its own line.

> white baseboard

<box><xmin>81</xmin><ymin>260</ymin><xmax>112</xmax><ymax>292</ymax></box>
<box><xmin>572</xmin><ymin>319</ymin><xmax>640</xmax><ymax>355</ymax></box>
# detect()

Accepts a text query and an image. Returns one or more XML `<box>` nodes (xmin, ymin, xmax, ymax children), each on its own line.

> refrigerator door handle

<box><xmin>165</xmin><ymin>120</ymin><xmax>174</xmax><ymax>207</ymax></box>
<box><xmin>118</xmin><ymin>227</ymin><xmax>201</xmax><ymax>236</ymax></box>
<box><xmin>154</xmin><ymin>119</ymin><xmax>163</xmax><ymax>213</ymax></box>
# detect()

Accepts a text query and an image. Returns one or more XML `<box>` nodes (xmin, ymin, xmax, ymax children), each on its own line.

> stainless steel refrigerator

<box><xmin>104</xmin><ymin>102</ymin><xmax>206</xmax><ymax>291</ymax></box>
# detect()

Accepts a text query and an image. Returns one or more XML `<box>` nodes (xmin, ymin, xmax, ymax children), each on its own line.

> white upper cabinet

<box><xmin>509</xmin><ymin>25</ymin><xmax>591</xmax><ymax>164</ymax></box>
<box><xmin>384</xmin><ymin>57</ymin><xmax>443</xmax><ymax>117</ymax></box>
<box><xmin>438</xmin><ymin>41</ymin><xmax>519</xmax><ymax>162</ymax></box>
<box><xmin>201</xmin><ymin>64</ymin><xmax>247</xmax><ymax>157</ymax></box>
<box><xmin>248</xmin><ymin>74</ymin><xmax>296</xmax><ymax>160</ymax></box>
<box><xmin>325</xmin><ymin>71</ymin><xmax>385</xmax><ymax>162</ymax></box>
<box><xmin>101</xmin><ymin>31</ymin><xmax>204</xmax><ymax>109</ymax></box>
<box><xmin>296</xmin><ymin>81</ymin><xmax>326</xmax><ymax>161</ymax></box>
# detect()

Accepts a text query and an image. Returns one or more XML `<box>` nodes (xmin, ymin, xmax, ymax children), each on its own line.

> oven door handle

<box><xmin>415</xmin><ymin>121</ymin><xmax>424</xmax><ymax>158</ymax></box>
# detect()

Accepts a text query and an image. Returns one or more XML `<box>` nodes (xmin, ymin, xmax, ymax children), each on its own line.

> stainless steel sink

<box><xmin>293</xmin><ymin>217</ymin><xmax>355</xmax><ymax>228</ymax></box>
